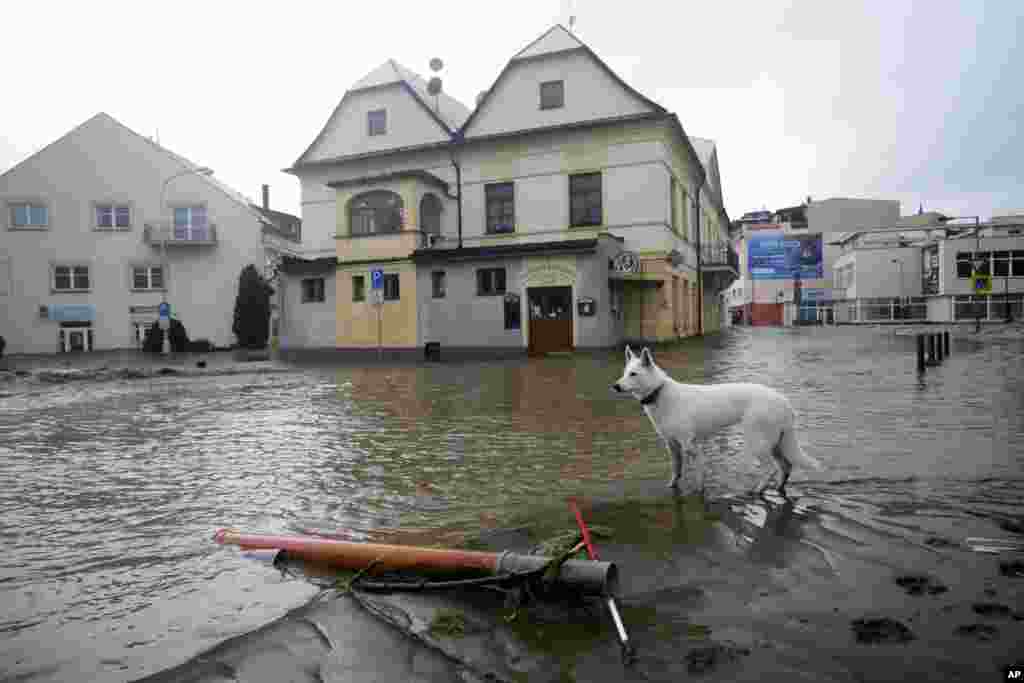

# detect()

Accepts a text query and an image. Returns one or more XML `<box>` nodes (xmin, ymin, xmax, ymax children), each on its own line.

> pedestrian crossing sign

<box><xmin>971</xmin><ymin>272</ymin><xmax>991</xmax><ymax>293</ymax></box>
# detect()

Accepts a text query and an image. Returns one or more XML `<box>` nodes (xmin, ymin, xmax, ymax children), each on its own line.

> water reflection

<box><xmin>0</xmin><ymin>327</ymin><xmax>1022</xmax><ymax>681</ymax></box>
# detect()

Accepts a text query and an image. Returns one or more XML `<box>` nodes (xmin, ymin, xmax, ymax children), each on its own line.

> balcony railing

<box><xmin>144</xmin><ymin>222</ymin><xmax>218</xmax><ymax>245</ymax></box>
<box><xmin>701</xmin><ymin>242</ymin><xmax>739</xmax><ymax>272</ymax></box>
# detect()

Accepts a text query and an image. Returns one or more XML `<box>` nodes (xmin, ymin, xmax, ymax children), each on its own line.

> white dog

<box><xmin>612</xmin><ymin>346</ymin><xmax>821</xmax><ymax>495</ymax></box>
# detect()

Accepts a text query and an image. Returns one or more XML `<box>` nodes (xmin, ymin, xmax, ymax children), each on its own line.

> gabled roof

<box><xmin>512</xmin><ymin>24</ymin><xmax>586</xmax><ymax>60</ymax></box>
<box><xmin>458</xmin><ymin>24</ymin><xmax>666</xmax><ymax>138</ymax></box>
<box><xmin>3</xmin><ymin>112</ymin><xmax>277</xmax><ymax>229</ymax></box>
<box><xmin>293</xmin><ymin>60</ymin><xmax>470</xmax><ymax>168</ymax></box>
<box><xmin>689</xmin><ymin>137</ymin><xmax>716</xmax><ymax>170</ymax></box>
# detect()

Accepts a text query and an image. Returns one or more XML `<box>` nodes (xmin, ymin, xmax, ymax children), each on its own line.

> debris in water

<box><xmin>851</xmin><ymin>617</ymin><xmax>915</xmax><ymax>644</ymax></box>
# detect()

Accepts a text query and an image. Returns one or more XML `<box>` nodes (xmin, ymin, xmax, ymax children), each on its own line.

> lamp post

<box><xmin>891</xmin><ymin>258</ymin><xmax>904</xmax><ymax>320</ymax></box>
<box><xmin>158</xmin><ymin>166</ymin><xmax>214</xmax><ymax>353</ymax></box>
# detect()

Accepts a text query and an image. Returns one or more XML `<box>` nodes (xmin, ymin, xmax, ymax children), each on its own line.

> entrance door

<box><xmin>528</xmin><ymin>286</ymin><xmax>572</xmax><ymax>354</ymax></box>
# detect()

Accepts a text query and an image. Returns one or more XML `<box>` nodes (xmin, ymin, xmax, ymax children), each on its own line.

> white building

<box><xmin>725</xmin><ymin>197</ymin><xmax>900</xmax><ymax>325</ymax></box>
<box><xmin>0</xmin><ymin>113</ymin><xmax>301</xmax><ymax>355</ymax></box>
<box><xmin>282</xmin><ymin>25</ymin><xmax>736</xmax><ymax>355</ymax></box>
<box><xmin>832</xmin><ymin>214</ymin><xmax>1024</xmax><ymax>323</ymax></box>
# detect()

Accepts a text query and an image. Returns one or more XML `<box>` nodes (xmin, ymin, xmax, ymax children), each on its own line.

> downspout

<box><xmin>695</xmin><ymin>177</ymin><xmax>705</xmax><ymax>336</ymax></box>
<box><xmin>449</xmin><ymin>135</ymin><xmax>464</xmax><ymax>250</ymax></box>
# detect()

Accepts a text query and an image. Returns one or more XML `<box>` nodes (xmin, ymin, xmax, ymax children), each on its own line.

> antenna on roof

<box><xmin>428</xmin><ymin>58</ymin><xmax>444</xmax><ymax>113</ymax></box>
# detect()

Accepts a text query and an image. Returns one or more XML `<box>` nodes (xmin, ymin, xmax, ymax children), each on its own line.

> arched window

<box><xmin>349</xmin><ymin>190</ymin><xmax>403</xmax><ymax>236</ymax></box>
<box><xmin>420</xmin><ymin>193</ymin><xmax>442</xmax><ymax>235</ymax></box>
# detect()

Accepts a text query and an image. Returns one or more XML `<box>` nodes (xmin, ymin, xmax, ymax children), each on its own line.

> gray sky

<box><xmin>2</xmin><ymin>0</ymin><xmax>1021</xmax><ymax>223</ymax></box>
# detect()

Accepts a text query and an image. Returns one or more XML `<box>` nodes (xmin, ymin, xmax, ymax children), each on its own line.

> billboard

<box><xmin>747</xmin><ymin>232</ymin><xmax>823</xmax><ymax>280</ymax></box>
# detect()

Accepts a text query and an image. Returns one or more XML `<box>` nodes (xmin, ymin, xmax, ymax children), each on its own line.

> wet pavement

<box><xmin>1</xmin><ymin>328</ymin><xmax>1023</xmax><ymax>681</ymax></box>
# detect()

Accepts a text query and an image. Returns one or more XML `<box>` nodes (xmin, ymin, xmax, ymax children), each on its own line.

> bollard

<box><xmin>916</xmin><ymin>334</ymin><xmax>926</xmax><ymax>373</ymax></box>
<box><xmin>927</xmin><ymin>333</ymin><xmax>938</xmax><ymax>366</ymax></box>
<box><xmin>935</xmin><ymin>333</ymin><xmax>944</xmax><ymax>362</ymax></box>
<box><xmin>943</xmin><ymin>331</ymin><xmax>950</xmax><ymax>356</ymax></box>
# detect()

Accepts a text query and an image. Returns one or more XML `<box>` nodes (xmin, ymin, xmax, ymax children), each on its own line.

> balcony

<box><xmin>700</xmin><ymin>241</ymin><xmax>740</xmax><ymax>291</ymax></box>
<box><xmin>144</xmin><ymin>222</ymin><xmax>218</xmax><ymax>246</ymax></box>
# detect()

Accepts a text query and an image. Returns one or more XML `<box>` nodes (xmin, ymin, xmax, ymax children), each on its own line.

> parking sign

<box><xmin>371</xmin><ymin>269</ymin><xmax>384</xmax><ymax>290</ymax></box>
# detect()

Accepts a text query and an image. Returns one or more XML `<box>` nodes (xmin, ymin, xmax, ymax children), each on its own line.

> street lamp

<box><xmin>158</xmin><ymin>166</ymin><xmax>214</xmax><ymax>353</ymax></box>
<box><xmin>891</xmin><ymin>258</ymin><xmax>904</xmax><ymax>320</ymax></box>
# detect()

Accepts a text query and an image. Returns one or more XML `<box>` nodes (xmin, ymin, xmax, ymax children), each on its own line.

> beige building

<box><xmin>283</xmin><ymin>25</ymin><xmax>737</xmax><ymax>355</ymax></box>
<box><xmin>0</xmin><ymin>113</ymin><xmax>301</xmax><ymax>355</ymax></box>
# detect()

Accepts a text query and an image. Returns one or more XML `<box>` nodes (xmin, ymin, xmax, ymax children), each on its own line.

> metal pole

<box><xmin>975</xmin><ymin>217</ymin><xmax>982</xmax><ymax>333</ymax></box>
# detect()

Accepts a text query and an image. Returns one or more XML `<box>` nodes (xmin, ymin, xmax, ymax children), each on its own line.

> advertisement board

<box><xmin>748</xmin><ymin>232</ymin><xmax>823</xmax><ymax>280</ymax></box>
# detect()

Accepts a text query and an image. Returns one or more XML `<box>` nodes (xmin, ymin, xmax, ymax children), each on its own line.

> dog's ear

<box><xmin>625</xmin><ymin>345</ymin><xmax>634</xmax><ymax>361</ymax></box>
<box><xmin>641</xmin><ymin>347</ymin><xmax>654</xmax><ymax>367</ymax></box>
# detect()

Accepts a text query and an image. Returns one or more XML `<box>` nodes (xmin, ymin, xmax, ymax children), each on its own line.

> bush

<box><xmin>142</xmin><ymin>319</ymin><xmax>190</xmax><ymax>353</ymax></box>
<box><xmin>232</xmin><ymin>264</ymin><xmax>275</xmax><ymax>350</ymax></box>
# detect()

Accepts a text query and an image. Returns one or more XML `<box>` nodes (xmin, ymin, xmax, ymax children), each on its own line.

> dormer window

<box><xmin>540</xmin><ymin>80</ymin><xmax>564</xmax><ymax>109</ymax></box>
<box><xmin>368</xmin><ymin>109</ymin><xmax>387</xmax><ymax>136</ymax></box>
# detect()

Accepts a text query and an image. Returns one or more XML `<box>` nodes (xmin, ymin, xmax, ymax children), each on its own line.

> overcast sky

<box><xmin>2</xmin><ymin>0</ymin><xmax>1021</xmax><ymax>223</ymax></box>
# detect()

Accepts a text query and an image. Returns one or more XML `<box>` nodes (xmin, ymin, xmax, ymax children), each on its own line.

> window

<box><xmin>54</xmin><ymin>265</ymin><xmax>90</xmax><ymax>291</ymax></box>
<box><xmin>956</xmin><ymin>251</ymin><xmax>973</xmax><ymax>278</ymax></box>
<box><xmin>539</xmin><ymin>80</ymin><xmax>564</xmax><ymax>109</ymax></box>
<box><xmin>368</xmin><ymin>109</ymin><xmax>387</xmax><ymax>136</ymax></box>
<box><xmin>431</xmin><ymin>270</ymin><xmax>446</xmax><ymax>298</ymax></box>
<box><xmin>132</xmin><ymin>266</ymin><xmax>163</xmax><ymax>290</ymax></box>
<box><xmin>485</xmin><ymin>183</ymin><xmax>515</xmax><ymax>234</ymax></box>
<box><xmin>352</xmin><ymin>275</ymin><xmax>365</xmax><ymax>302</ymax></box>
<box><xmin>993</xmin><ymin>251</ymin><xmax>1010</xmax><ymax>277</ymax></box>
<box><xmin>1014</xmin><ymin>250</ymin><xmax>1024</xmax><ymax>277</ymax></box>
<box><xmin>954</xmin><ymin>295</ymin><xmax>988</xmax><ymax>320</ymax></box>
<box><xmin>173</xmin><ymin>206</ymin><xmax>208</xmax><ymax>240</ymax></box>
<box><xmin>476</xmin><ymin>268</ymin><xmax>506</xmax><ymax>296</ymax></box>
<box><xmin>570</xmin><ymin>172</ymin><xmax>602</xmax><ymax>227</ymax></box>
<box><xmin>974</xmin><ymin>252</ymin><xmax>991</xmax><ymax>276</ymax></box>
<box><xmin>96</xmin><ymin>204</ymin><xmax>131</xmax><ymax>229</ymax></box>
<box><xmin>420</xmin><ymin>193</ymin><xmax>442</xmax><ymax>235</ymax></box>
<box><xmin>301</xmin><ymin>277</ymin><xmax>325</xmax><ymax>303</ymax></box>
<box><xmin>349</xmin><ymin>190</ymin><xmax>403</xmax><ymax>236</ymax></box>
<box><xmin>504</xmin><ymin>294</ymin><xmax>521</xmax><ymax>330</ymax></box>
<box><xmin>383</xmin><ymin>273</ymin><xmax>400</xmax><ymax>301</ymax></box>
<box><xmin>11</xmin><ymin>203</ymin><xmax>48</xmax><ymax>228</ymax></box>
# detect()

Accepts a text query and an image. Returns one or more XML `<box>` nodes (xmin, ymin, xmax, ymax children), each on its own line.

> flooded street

<box><xmin>1</xmin><ymin>326</ymin><xmax>1023</xmax><ymax>682</ymax></box>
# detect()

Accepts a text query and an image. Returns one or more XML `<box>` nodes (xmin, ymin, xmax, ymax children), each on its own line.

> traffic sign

<box><xmin>158</xmin><ymin>302</ymin><xmax>171</xmax><ymax>318</ymax></box>
<box><xmin>371</xmin><ymin>269</ymin><xmax>384</xmax><ymax>289</ymax></box>
<box><xmin>971</xmin><ymin>272</ymin><xmax>992</xmax><ymax>293</ymax></box>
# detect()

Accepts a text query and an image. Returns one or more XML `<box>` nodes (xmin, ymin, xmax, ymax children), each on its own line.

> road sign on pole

<box><xmin>371</xmin><ymin>269</ymin><xmax>384</xmax><ymax>290</ymax></box>
<box><xmin>971</xmin><ymin>272</ymin><xmax>991</xmax><ymax>294</ymax></box>
<box><xmin>159</xmin><ymin>302</ymin><xmax>171</xmax><ymax>318</ymax></box>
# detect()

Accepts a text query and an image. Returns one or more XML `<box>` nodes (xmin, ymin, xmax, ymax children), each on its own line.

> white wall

<box><xmin>303</xmin><ymin>85</ymin><xmax>449</xmax><ymax>164</ymax></box>
<box><xmin>465</xmin><ymin>50</ymin><xmax>654</xmax><ymax>139</ymax></box>
<box><xmin>279</xmin><ymin>272</ymin><xmax>336</xmax><ymax>348</ymax></box>
<box><xmin>850</xmin><ymin>247</ymin><xmax>922</xmax><ymax>299</ymax></box>
<box><xmin>0</xmin><ymin>114</ymin><xmax>268</xmax><ymax>354</ymax></box>
<box><xmin>939</xmin><ymin>235</ymin><xmax>1024</xmax><ymax>296</ymax></box>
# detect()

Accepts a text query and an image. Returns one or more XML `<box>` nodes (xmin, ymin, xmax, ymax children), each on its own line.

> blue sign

<box><xmin>158</xmin><ymin>302</ymin><xmax>171</xmax><ymax>318</ymax></box>
<box><xmin>47</xmin><ymin>304</ymin><xmax>95</xmax><ymax>322</ymax></box>
<box><xmin>371</xmin><ymin>269</ymin><xmax>384</xmax><ymax>289</ymax></box>
<box><xmin>748</xmin><ymin>232</ymin><xmax>823</xmax><ymax>280</ymax></box>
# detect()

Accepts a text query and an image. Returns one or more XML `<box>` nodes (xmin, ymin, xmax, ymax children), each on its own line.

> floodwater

<box><xmin>1</xmin><ymin>327</ymin><xmax>1022</xmax><ymax>682</ymax></box>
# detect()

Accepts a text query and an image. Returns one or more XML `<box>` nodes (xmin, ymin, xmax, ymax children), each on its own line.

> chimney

<box><xmin>262</xmin><ymin>184</ymin><xmax>270</xmax><ymax>210</ymax></box>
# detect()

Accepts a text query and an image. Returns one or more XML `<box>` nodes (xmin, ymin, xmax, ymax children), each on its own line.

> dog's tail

<box><xmin>778</xmin><ymin>429</ymin><xmax>823</xmax><ymax>471</ymax></box>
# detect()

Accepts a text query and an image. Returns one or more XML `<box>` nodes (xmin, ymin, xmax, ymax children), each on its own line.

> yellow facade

<box><xmin>335</xmin><ymin>262</ymin><xmax>418</xmax><ymax>347</ymax></box>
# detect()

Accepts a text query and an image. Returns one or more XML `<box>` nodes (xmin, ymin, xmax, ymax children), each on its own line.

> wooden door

<box><xmin>527</xmin><ymin>287</ymin><xmax>573</xmax><ymax>354</ymax></box>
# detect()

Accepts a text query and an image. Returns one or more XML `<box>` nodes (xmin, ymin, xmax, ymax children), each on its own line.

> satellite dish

<box><xmin>476</xmin><ymin>90</ymin><xmax>488</xmax><ymax>105</ymax></box>
<box><xmin>429</xmin><ymin>57</ymin><xmax>444</xmax><ymax>72</ymax></box>
<box><xmin>427</xmin><ymin>77</ymin><xmax>443</xmax><ymax>96</ymax></box>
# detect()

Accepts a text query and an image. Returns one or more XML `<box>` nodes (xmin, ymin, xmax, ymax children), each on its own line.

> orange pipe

<box><xmin>215</xmin><ymin>529</ymin><xmax>498</xmax><ymax>576</ymax></box>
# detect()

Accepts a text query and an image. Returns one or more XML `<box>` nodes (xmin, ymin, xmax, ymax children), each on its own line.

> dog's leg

<box><xmin>770</xmin><ymin>430</ymin><xmax>793</xmax><ymax>496</ymax></box>
<box><xmin>744</xmin><ymin>423</ymin><xmax>777</xmax><ymax>496</ymax></box>
<box><xmin>666</xmin><ymin>438</ymin><xmax>684</xmax><ymax>490</ymax></box>
<box><xmin>687</xmin><ymin>441</ymin><xmax>706</xmax><ymax>497</ymax></box>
